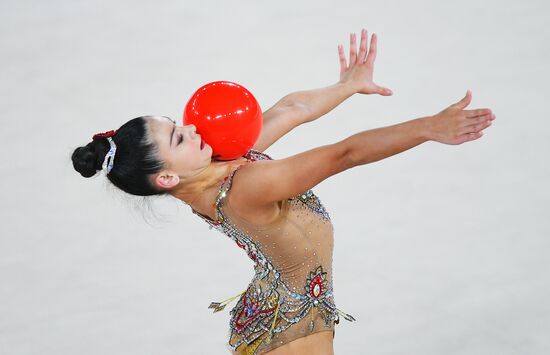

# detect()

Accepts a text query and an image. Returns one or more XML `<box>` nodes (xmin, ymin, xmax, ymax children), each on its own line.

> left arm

<box><xmin>252</xmin><ymin>28</ymin><xmax>392</xmax><ymax>153</ymax></box>
<box><xmin>252</xmin><ymin>83</ymin><xmax>355</xmax><ymax>152</ymax></box>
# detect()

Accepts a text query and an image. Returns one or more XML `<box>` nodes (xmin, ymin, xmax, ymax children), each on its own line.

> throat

<box><xmin>187</xmin><ymin>187</ymin><xmax>220</xmax><ymax>221</ymax></box>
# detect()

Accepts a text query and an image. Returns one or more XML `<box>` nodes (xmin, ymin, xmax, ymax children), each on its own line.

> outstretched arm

<box><xmin>235</xmin><ymin>90</ymin><xmax>495</xmax><ymax>209</ymax></box>
<box><xmin>252</xmin><ymin>28</ymin><xmax>392</xmax><ymax>152</ymax></box>
<box><xmin>344</xmin><ymin>90</ymin><xmax>495</xmax><ymax>166</ymax></box>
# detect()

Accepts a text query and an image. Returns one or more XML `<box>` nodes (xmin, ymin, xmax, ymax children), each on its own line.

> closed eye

<box><xmin>177</xmin><ymin>133</ymin><xmax>183</xmax><ymax>145</ymax></box>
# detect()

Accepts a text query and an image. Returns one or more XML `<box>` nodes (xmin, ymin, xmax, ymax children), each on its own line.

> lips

<box><xmin>200</xmin><ymin>138</ymin><xmax>205</xmax><ymax>150</ymax></box>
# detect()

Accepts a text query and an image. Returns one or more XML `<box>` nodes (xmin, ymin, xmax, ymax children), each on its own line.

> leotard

<box><xmin>191</xmin><ymin>149</ymin><xmax>355</xmax><ymax>354</ymax></box>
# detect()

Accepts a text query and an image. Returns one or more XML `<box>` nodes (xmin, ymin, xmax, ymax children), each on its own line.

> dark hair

<box><xmin>71</xmin><ymin>116</ymin><xmax>166</xmax><ymax>196</ymax></box>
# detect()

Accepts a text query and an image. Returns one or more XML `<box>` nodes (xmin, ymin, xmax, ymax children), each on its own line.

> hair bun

<box><xmin>71</xmin><ymin>140</ymin><xmax>108</xmax><ymax>178</ymax></box>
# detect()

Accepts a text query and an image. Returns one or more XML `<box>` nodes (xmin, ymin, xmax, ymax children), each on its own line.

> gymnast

<box><xmin>72</xmin><ymin>28</ymin><xmax>495</xmax><ymax>354</ymax></box>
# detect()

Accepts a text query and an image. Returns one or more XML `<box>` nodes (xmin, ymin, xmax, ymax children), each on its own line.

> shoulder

<box><xmin>226</xmin><ymin>149</ymin><xmax>282</xmax><ymax>225</ymax></box>
<box><xmin>238</xmin><ymin>142</ymin><xmax>349</xmax><ymax>206</ymax></box>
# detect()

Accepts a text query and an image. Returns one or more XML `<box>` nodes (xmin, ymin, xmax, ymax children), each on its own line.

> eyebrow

<box><xmin>160</xmin><ymin>116</ymin><xmax>175</xmax><ymax>147</ymax></box>
<box><xmin>169</xmin><ymin>123</ymin><xmax>175</xmax><ymax>147</ymax></box>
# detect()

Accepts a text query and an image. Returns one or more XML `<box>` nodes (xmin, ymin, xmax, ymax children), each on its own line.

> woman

<box><xmin>72</xmin><ymin>29</ymin><xmax>495</xmax><ymax>354</ymax></box>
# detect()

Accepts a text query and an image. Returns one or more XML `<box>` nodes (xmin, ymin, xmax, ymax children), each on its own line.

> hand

<box><xmin>338</xmin><ymin>28</ymin><xmax>392</xmax><ymax>96</ymax></box>
<box><xmin>426</xmin><ymin>90</ymin><xmax>496</xmax><ymax>144</ymax></box>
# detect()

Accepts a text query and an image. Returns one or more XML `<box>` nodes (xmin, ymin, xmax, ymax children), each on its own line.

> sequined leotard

<box><xmin>191</xmin><ymin>149</ymin><xmax>355</xmax><ymax>354</ymax></box>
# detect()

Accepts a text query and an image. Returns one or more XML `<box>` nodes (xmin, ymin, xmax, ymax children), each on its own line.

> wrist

<box><xmin>417</xmin><ymin>115</ymin><xmax>436</xmax><ymax>141</ymax></box>
<box><xmin>337</xmin><ymin>81</ymin><xmax>359</xmax><ymax>96</ymax></box>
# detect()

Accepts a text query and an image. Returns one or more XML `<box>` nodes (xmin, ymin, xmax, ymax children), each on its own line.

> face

<box><xmin>146</xmin><ymin>116</ymin><xmax>213</xmax><ymax>188</ymax></box>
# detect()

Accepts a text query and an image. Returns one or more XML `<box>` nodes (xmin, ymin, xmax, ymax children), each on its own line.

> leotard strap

<box><xmin>192</xmin><ymin>149</ymin><xmax>273</xmax><ymax>225</ymax></box>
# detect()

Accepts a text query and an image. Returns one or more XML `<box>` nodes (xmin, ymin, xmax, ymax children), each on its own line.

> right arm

<box><xmin>251</xmin><ymin>28</ymin><xmax>393</xmax><ymax>153</ymax></box>
<box><xmin>233</xmin><ymin>90</ymin><xmax>495</xmax><ymax>209</ymax></box>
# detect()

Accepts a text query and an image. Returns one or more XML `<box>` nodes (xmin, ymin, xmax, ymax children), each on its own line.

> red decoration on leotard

<box><xmin>234</xmin><ymin>286</ymin><xmax>277</xmax><ymax>333</ymax></box>
<box><xmin>92</xmin><ymin>130</ymin><xmax>118</xmax><ymax>140</ymax></box>
<box><xmin>306</xmin><ymin>266</ymin><xmax>328</xmax><ymax>300</ymax></box>
<box><xmin>309</xmin><ymin>275</ymin><xmax>324</xmax><ymax>298</ymax></box>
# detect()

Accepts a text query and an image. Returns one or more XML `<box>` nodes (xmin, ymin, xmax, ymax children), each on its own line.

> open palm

<box><xmin>338</xmin><ymin>29</ymin><xmax>392</xmax><ymax>96</ymax></box>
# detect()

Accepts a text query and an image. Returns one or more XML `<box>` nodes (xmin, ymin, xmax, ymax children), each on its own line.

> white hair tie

<box><xmin>102</xmin><ymin>137</ymin><xmax>117</xmax><ymax>175</ymax></box>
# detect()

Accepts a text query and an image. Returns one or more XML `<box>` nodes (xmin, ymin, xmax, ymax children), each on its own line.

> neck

<box><xmin>170</xmin><ymin>157</ymin><xmax>249</xmax><ymax>210</ymax></box>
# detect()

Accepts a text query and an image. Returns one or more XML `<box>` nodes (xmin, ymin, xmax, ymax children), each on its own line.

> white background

<box><xmin>1</xmin><ymin>0</ymin><xmax>548</xmax><ymax>354</ymax></box>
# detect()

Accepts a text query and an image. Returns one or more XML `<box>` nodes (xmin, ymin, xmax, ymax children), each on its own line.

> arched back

<box><xmin>191</xmin><ymin>149</ymin><xmax>353</xmax><ymax>354</ymax></box>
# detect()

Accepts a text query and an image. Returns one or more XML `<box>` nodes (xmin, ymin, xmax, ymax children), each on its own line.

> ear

<box><xmin>154</xmin><ymin>171</ymin><xmax>180</xmax><ymax>189</ymax></box>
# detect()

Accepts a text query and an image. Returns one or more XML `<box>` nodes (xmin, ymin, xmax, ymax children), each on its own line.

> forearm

<box><xmin>343</xmin><ymin>116</ymin><xmax>433</xmax><ymax>167</ymax></box>
<box><xmin>279</xmin><ymin>82</ymin><xmax>356</xmax><ymax>124</ymax></box>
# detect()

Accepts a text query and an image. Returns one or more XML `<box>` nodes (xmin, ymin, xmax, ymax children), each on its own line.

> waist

<box><xmin>253</xmin><ymin>266</ymin><xmax>335</xmax><ymax>306</ymax></box>
<box><xmin>253</xmin><ymin>328</ymin><xmax>335</xmax><ymax>355</ymax></box>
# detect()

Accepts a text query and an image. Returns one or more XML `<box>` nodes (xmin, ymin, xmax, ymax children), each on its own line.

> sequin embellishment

<box><xmin>294</xmin><ymin>190</ymin><xmax>331</xmax><ymax>222</ymax></box>
<box><xmin>192</xmin><ymin>149</ymin><xmax>355</xmax><ymax>353</ymax></box>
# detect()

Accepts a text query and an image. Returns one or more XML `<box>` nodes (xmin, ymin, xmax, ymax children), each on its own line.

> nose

<box><xmin>187</xmin><ymin>124</ymin><xmax>197</xmax><ymax>137</ymax></box>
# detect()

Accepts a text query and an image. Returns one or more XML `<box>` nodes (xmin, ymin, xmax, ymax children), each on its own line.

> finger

<box><xmin>458</xmin><ymin>119</ymin><xmax>492</xmax><ymax>136</ymax></box>
<box><xmin>457</xmin><ymin>131</ymin><xmax>484</xmax><ymax>144</ymax></box>
<box><xmin>365</xmin><ymin>33</ymin><xmax>378</xmax><ymax>67</ymax></box>
<box><xmin>358</xmin><ymin>29</ymin><xmax>368</xmax><ymax>63</ymax></box>
<box><xmin>349</xmin><ymin>32</ymin><xmax>357</xmax><ymax>66</ymax></box>
<box><xmin>464</xmin><ymin>108</ymin><xmax>492</xmax><ymax>118</ymax></box>
<box><xmin>463</xmin><ymin>114</ymin><xmax>494</xmax><ymax>127</ymax></box>
<box><xmin>338</xmin><ymin>44</ymin><xmax>347</xmax><ymax>73</ymax></box>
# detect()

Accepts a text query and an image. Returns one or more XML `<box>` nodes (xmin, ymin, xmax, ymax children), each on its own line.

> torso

<box><xmin>190</xmin><ymin>149</ymin><xmax>352</xmax><ymax>355</ymax></box>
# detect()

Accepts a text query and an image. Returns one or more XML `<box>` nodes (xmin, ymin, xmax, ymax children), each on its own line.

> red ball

<box><xmin>183</xmin><ymin>81</ymin><xmax>262</xmax><ymax>160</ymax></box>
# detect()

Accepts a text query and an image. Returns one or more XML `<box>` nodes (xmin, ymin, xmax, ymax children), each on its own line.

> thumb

<box><xmin>452</xmin><ymin>89</ymin><xmax>472</xmax><ymax>109</ymax></box>
<box><xmin>377</xmin><ymin>86</ymin><xmax>393</xmax><ymax>96</ymax></box>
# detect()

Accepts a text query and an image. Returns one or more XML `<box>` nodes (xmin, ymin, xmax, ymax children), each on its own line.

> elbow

<box><xmin>290</xmin><ymin>102</ymin><xmax>314</xmax><ymax>124</ymax></box>
<box><xmin>335</xmin><ymin>140</ymin><xmax>356</xmax><ymax>171</ymax></box>
<box><xmin>277</xmin><ymin>99</ymin><xmax>313</xmax><ymax>124</ymax></box>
